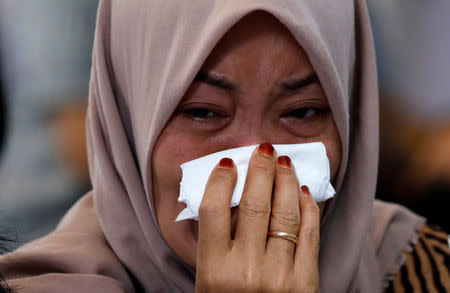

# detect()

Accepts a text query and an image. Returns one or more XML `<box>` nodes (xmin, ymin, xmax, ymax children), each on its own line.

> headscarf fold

<box><xmin>1</xmin><ymin>0</ymin><xmax>425</xmax><ymax>292</ymax></box>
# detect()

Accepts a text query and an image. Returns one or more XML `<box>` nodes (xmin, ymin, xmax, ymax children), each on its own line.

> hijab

<box><xmin>1</xmin><ymin>0</ymin><xmax>425</xmax><ymax>292</ymax></box>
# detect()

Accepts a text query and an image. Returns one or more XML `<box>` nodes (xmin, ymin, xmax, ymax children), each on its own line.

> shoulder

<box><xmin>385</xmin><ymin>224</ymin><xmax>450</xmax><ymax>293</ymax></box>
<box><xmin>0</xmin><ymin>193</ymin><xmax>135</xmax><ymax>293</ymax></box>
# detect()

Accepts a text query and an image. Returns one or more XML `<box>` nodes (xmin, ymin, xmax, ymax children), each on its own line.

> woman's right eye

<box><xmin>176</xmin><ymin>103</ymin><xmax>231</xmax><ymax>131</ymax></box>
<box><xmin>175</xmin><ymin>101</ymin><xmax>231</xmax><ymax>130</ymax></box>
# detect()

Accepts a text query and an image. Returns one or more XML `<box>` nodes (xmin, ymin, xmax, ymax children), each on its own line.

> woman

<box><xmin>0</xmin><ymin>0</ymin><xmax>448</xmax><ymax>292</ymax></box>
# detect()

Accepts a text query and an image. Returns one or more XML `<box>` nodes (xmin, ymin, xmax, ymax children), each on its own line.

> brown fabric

<box><xmin>385</xmin><ymin>225</ymin><xmax>450</xmax><ymax>293</ymax></box>
<box><xmin>370</xmin><ymin>201</ymin><xmax>427</xmax><ymax>290</ymax></box>
<box><xmin>0</xmin><ymin>0</ymin><xmax>427</xmax><ymax>292</ymax></box>
<box><xmin>0</xmin><ymin>193</ymin><xmax>134</xmax><ymax>293</ymax></box>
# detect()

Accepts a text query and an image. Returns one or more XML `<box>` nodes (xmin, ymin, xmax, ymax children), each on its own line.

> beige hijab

<box><xmin>1</xmin><ymin>0</ymin><xmax>425</xmax><ymax>292</ymax></box>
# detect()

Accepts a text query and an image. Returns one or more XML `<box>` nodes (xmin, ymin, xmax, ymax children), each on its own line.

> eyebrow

<box><xmin>194</xmin><ymin>72</ymin><xmax>237</xmax><ymax>91</ymax></box>
<box><xmin>279</xmin><ymin>72</ymin><xmax>320</xmax><ymax>92</ymax></box>
<box><xmin>194</xmin><ymin>71</ymin><xmax>319</xmax><ymax>93</ymax></box>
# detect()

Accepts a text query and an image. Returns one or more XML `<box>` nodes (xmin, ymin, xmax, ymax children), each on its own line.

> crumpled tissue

<box><xmin>176</xmin><ymin>142</ymin><xmax>335</xmax><ymax>221</ymax></box>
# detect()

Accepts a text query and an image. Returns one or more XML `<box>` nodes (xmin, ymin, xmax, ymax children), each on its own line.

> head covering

<box><xmin>0</xmin><ymin>0</ymin><xmax>425</xmax><ymax>292</ymax></box>
<box><xmin>87</xmin><ymin>0</ymin><xmax>424</xmax><ymax>291</ymax></box>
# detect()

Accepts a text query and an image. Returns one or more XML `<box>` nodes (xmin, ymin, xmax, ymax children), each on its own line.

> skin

<box><xmin>152</xmin><ymin>11</ymin><xmax>342</xmax><ymax>292</ymax></box>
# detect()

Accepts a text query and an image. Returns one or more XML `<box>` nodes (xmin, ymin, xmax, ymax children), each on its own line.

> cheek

<box><xmin>151</xmin><ymin>127</ymin><xmax>205</xmax><ymax>268</ymax></box>
<box><xmin>152</xmin><ymin>129</ymin><xmax>203</xmax><ymax>216</ymax></box>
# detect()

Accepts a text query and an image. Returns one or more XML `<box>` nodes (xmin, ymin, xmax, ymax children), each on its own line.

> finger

<box><xmin>234</xmin><ymin>143</ymin><xmax>276</xmax><ymax>255</ymax></box>
<box><xmin>266</xmin><ymin>155</ymin><xmax>300</xmax><ymax>266</ymax></box>
<box><xmin>294</xmin><ymin>185</ymin><xmax>320</xmax><ymax>282</ymax></box>
<box><xmin>198</xmin><ymin>157</ymin><xmax>237</xmax><ymax>255</ymax></box>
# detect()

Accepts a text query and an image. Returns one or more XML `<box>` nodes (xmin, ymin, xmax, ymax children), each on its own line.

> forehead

<box><xmin>199</xmin><ymin>11</ymin><xmax>314</xmax><ymax>82</ymax></box>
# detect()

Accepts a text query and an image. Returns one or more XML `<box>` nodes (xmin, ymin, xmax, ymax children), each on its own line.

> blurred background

<box><xmin>368</xmin><ymin>0</ymin><xmax>450</xmax><ymax>231</ymax></box>
<box><xmin>0</xmin><ymin>0</ymin><xmax>449</xmax><ymax>250</ymax></box>
<box><xmin>0</xmin><ymin>0</ymin><xmax>98</xmax><ymax>248</ymax></box>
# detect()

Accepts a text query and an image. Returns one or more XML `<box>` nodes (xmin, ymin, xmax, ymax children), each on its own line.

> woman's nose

<box><xmin>222</xmin><ymin>122</ymin><xmax>280</xmax><ymax>149</ymax></box>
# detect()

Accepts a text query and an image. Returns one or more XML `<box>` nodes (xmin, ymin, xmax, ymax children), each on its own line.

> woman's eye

<box><xmin>183</xmin><ymin>108</ymin><xmax>217</xmax><ymax>121</ymax></box>
<box><xmin>283</xmin><ymin>107</ymin><xmax>320</xmax><ymax>119</ymax></box>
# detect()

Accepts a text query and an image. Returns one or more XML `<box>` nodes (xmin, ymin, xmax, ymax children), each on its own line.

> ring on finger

<box><xmin>267</xmin><ymin>231</ymin><xmax>298</xmax><ymax>245</ymax></box>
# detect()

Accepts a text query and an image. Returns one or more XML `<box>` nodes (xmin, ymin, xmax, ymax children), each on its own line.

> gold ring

<box><xmin>267</xmin><ymin>231</ymin><xmax>298</xmax><ymax>245</ymax></box>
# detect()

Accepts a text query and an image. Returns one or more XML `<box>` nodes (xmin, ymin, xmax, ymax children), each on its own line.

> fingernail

<box><xmin>277</xmin><ymin>155</ymin><xmax>292</xmax><ymax>168</ymax></box>
<box><xmin>218</xmin><ymin>157</ymin><xmax>234</xmax><ymax>169</ymax></box>
<box><xmin>258</xmin><ymin>143</ymin><xmax>274</xmax><ymax>157</ymax></box>
<box><xmin>301</xmin><ymin>185</ymin><xmax>311</xmax><ymax>196</ymax></box>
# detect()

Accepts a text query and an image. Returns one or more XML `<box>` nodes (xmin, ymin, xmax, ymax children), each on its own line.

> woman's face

<box><xmin>151</xmin><ymin>12</ymin><xmax>341</xmax><ymax>269</ymax></box>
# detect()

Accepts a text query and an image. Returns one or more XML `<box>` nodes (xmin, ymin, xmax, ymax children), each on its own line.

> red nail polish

<box><xmin>219</xmin><ymin>157</ymin><xmax>234</xmax><ymax>169</ymax></box>
<box><xmin>258</xmin><ymin>143</ymin><xmax>274</xmax><ymax>157</ymax></box>
<box><xmin>277</xmin><ymin>156</ymin><xmax>291</xmax><ymax>168</ymax></box>
<box><xmin>301</xmin><ymin>185</ymin><xmax>311</xmax><ymax>196</ymax></box>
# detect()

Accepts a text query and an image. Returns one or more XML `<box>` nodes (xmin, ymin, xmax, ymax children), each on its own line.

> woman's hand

<box><xmin>195</xmin><ymin>143</ymin><xmax>320</xmax><ymax>293</ymax></box>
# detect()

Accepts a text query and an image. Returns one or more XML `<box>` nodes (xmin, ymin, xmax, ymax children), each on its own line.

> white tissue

<box><xmin>176</xmin><ymin>142</ymin><xmax>335</xmax><ymax>221</ymax></box>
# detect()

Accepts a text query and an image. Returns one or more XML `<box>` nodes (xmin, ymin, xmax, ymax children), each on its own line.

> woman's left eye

<box><xmin>282</xmin><ymin>107</ymin><xmax>321</xmax><ymax>119</ymax></box>
<box><xmin>183</xmin><ymin>108</ymin><xmax>217</xmax><ymax>120</ymax></box>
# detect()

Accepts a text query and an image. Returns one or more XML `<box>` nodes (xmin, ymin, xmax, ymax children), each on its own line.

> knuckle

<box><xmin>239</xmin><ymin>197</ymin><xmax>271</xmax><ymax>219</ymax></box>
<box><xmin>238</xmin><ymin>268</ymin><xmax>261</xmax><ymax>292</ymax></box>
<box><xmin>302</xmin><ymin>227</ymin><xmax>320</xmax><ymax>244</ymax></box>
<box><xmin>199</xmin><ymin>201</ymin><xmax>227</xmax><ymax>219</ymax></box>
<box><xmin>250</xmin><ymin>161</ymin><xmax>275</xmax><ymax>176</ymax></box>
<box><xmin>276</xmin><ymin>167</ymin><xmax>296</xmax><ymax>181</ymax></box>
<box><xmin>210</xmin><ymin>167</ymin><xmax>236</xmax><ymax>182</ymax></box>
<box><xmin>271</xmin><ymin>209</ymin><xmax>300</xmax><ymax>229</ymax></box>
